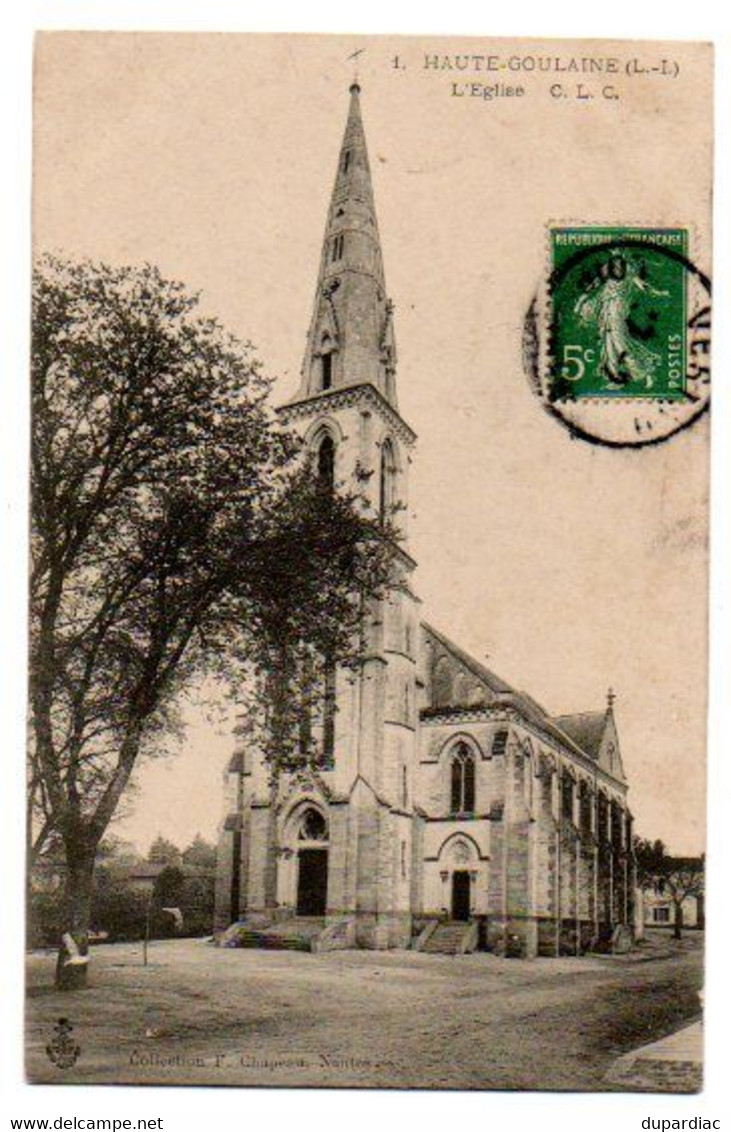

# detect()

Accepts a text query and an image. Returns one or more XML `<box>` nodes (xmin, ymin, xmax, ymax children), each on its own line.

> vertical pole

<box><xmin>143</xmin><ymin>892</ymin><xmax>152</xmax><ymax>966</ymax></box>
<box><xmin>502</xmin><ymin>747</ymin><xmax>512</xmax><ymax>953</ymax></box>
<box><xmin>553</xmin><ymin>771</ymin><xmax>561</xmax><ymax>956</ymax></box>
<box><xmin>575</xmin><ymin>835</ymin><xmax>581</xmax><ymax>954</ymax></box>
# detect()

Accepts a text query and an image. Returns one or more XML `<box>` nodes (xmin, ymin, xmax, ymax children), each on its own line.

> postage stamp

<box><xmin>523</xmin><ymin>225</ymin><xmax>711</xmax><ymax>447</ymax></box>
<box><xmin>549</xmin><ymin>228</ymin><xmax>688</xmax><ymax>401</ymax></box>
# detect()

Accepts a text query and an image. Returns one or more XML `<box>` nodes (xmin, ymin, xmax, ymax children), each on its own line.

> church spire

<box><xmin>294</xmin><ymin>83</ymin><xmax>398</xmax><ymax>408</ymax></box>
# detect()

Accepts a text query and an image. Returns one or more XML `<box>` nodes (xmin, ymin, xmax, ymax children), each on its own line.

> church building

<box><xmin>214</xmin><ymin>83</ymin><xmax>635</xmax><ymax>957</ymax></box>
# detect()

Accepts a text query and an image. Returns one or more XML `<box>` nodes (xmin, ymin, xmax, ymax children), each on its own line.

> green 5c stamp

<box><xmin>550</xmin><ymin>228</ymin><xmax>687</xmax><ymax>401</ymax></box>
<box><xmin>523</xmin><ymin>225</ymin><xmax>711</xmax><ymax>447</ymax></box>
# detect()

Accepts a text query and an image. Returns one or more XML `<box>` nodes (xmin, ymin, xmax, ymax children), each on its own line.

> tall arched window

<box><xmin>316</xmin><ymin>434</ymin><xmax>335</xmax><ymax>491</ymax></box>
<box><xmin>597</xmin><ymin>794</ymin><xmax>609</xmax><ymax>842</ymax></box>
<box><xmin>562</xmin><ymin>772</ymin><xmax>575</xmax><ymax>822</ymax></box>
<box><xmin>379</xmin><ymin>439</ymin><xmax>396</xmax><ymax>524</ymax></box>
<box><xmin>320</xmin><ymin>334</ymin><xmax>334</xmax><ymax>390</ymax></box>
<box><xmin>579</xmin><ymin>782</ymin><xmax>592</xmax><ymax>833</ymax></box>
<box><xmin>450</xmin><ymin>742</ymin><xmax>476</xmax><ymax>814</ymax></box>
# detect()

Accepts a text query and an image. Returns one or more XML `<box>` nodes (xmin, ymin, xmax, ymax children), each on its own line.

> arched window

<box><xmin>561</xmin><ymin>772</ymin><xmax>575</xmax><ymax>822</ymax></box>
<box><xmin>597</xmin><ymin>794</ymin><xmax>609</xmax><ymax>842</ymax></box>
<box><xmin>450</xmin><ymin>743</ymin><xmax>476</xmax><ymax>814</ymax></box>
<box><xmin>298</xmin><ymin>807</ymin><xmax>328</xmax><ymax>841</ymax></box>
<box><xmin>342</xmin><ymin>149</ymin><xmax>352</xmax><ymax>174</ymax></box>
<box><xmin>607</xmin><ymin>743</ymin><xmax>616</xmax><ymax>772</ymax></box>
<box><xmin>316</xmin><ymin>434</ymin><xmax>335</xmax><ymax>491</ymax></box>
<box><xmin>492</xmin><ymin>729</ymin><xmax>509</xmax><ymax>756</ymax></box>
<box><xmin>580</xmin><ymin>782</ymin><xmax>592</xmax><ymax>833</ymax></box>
<box><xmin>611</xmin><ymin>800</ymin><xmax>624</xmax><ymax>848</ymax></box>
<box><xmin>319</xmin><ymin>334</ymin><xmax>334</xmax><ymax>390</ymax></box>
<box><xmin>379</xmin><ymin>439</ymin><xmax>396</xmax><ymax>524</ymax></box>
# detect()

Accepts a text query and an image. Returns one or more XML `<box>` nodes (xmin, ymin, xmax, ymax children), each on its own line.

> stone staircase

<box><xmin>218</xmin><ymin>917</ymin><xmax>325</xmax><ymax>952</ymax></box>
<box><xmin>421</xmin><ymin>921</ymin><xmax>477</xmax><ymax>955</ymax></box>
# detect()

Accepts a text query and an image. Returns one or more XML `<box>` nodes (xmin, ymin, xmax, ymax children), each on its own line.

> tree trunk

<box><xmin>673</xmin><ymin>900</ymin><xmax>684</xmax><ymax>941</ymax></box>
<box><xmin>56</xmin><ymin>840</ymin><xmax>96</xmax><ymax>990</ymax></box>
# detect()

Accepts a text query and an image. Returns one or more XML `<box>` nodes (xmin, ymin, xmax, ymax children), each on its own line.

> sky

<box><xmin>32</xmin><ymin>32</ymin><xmax>711</xmax><ymax>855</ymax></box>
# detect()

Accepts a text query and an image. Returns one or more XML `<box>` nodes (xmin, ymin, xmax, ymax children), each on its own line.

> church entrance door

<box><xmin>452</xmin><ymin>870</ymin><xmax>471</xmax><ymax>921</ymax></box>
<box><xmin>297</xmin><ymin>849</ymin><xmax>328</xmax><ymax>916</ymax></box>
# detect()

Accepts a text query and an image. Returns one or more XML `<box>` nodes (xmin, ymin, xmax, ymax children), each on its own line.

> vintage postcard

<box><xmin>27</xmin><ymin>32</ymin><xmax>711</xmax><ymax>1091</ymax></box>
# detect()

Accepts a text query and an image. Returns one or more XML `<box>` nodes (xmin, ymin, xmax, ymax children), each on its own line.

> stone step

<box><xmin>219</xmin><ymin>918</ymin><xmax>324</xmax><ymax>952</ymax></box>
<box><xmin>422</xmin><ymin>922</ymin><xmax>474</xmax><ymax>955</ymax></box>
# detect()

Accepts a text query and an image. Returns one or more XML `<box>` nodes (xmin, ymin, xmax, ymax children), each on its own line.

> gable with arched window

<box><xmin>450</xmin><ymin>741</ymin><xmax>476</xmax><ymax>815</ymax></box>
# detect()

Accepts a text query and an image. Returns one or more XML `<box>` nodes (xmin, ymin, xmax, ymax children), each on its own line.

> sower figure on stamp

<box><xmin>573</xmin><ymin>252</ymin><xmax>669</xmax><ymax>390</ymax></box>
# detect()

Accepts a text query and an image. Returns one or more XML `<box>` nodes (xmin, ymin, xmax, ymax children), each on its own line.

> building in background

<box><xmin>641</xmin><ymin>857</ymin><xmax>705</xmax><ymax>932</ymax></box>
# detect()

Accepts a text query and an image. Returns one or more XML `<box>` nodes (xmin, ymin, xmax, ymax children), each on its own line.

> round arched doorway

<box><xmin>295</xmin><ymin>806</ymin><xmax>329</xmax><ymax>917</ymax></box>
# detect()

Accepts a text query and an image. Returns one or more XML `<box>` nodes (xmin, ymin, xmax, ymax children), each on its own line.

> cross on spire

<box><xmin>346</xmin><ymin>47</ymin><xmax>366</xmax><ymax>88</ymax></box>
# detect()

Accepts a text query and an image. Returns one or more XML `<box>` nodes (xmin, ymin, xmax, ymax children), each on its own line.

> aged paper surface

<box><xmin>28</xmin><ymin>33</ymin><xmax>711</xmax><ymax>1091</ymax></box>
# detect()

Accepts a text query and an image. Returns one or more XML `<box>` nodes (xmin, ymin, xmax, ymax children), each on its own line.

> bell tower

<box><xmin>276</xmin><ymin>82</ymin><xmax>419</xmax><ymax>948</ymax></box>
<box><xmin>279</xmin><ymin>79</ymin><xmax>414</xmax><ymax>540</ymax></box>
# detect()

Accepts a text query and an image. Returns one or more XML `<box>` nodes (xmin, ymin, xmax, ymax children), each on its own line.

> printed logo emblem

<box><xmin>46</xmin><ymin>1017</ymin><xmax>81</xmax><ymax>1069</ymax></box>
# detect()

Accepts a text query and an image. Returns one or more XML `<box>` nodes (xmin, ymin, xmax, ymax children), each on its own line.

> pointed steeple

<box><xmin>294</xmin><ymin>83</ymin><xmax>398</xmax><ymax>408</ymax></box>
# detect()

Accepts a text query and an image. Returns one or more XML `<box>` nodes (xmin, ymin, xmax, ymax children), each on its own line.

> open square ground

<box><xmin>26</xmin><ymin>931</ymin><xmax>702</xmax><ymax>1091</ymax></box>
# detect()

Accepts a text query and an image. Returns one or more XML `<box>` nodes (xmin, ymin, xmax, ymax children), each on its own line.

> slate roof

<box><xmin>422</xmin><ymin>622</ymin><xmax>519</xmax><ymax>697</ymax></box>
<box><xmin>552</xmin><ymin>711</ymin><xmax>608</xmax><ymax>760</ymax></box>
<box><xmin>422</xmin><ymin>623</ymin><xmax>620</xmax><ymax>774</ymax></box>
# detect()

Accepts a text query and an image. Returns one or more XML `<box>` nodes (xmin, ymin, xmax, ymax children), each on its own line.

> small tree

<box><xmin>633</xmin><ymin>837</ymin><xmax>668</xmax><ymax>889</ymax></box>
<box><xmin>147</xmin><ymin>836</ymin><xmax>182</xmax><ymax>867</ymax></box>
<box><xmin>182</xmin><ymin>873</ymin><xmax>216</xmax><ymax>936</ymax></box>
<box><xmin>30</xmin><ymin>255</ymin><xmax>395</xmax><ymax>987</ymax></box>
<box><xmin>182</xmin><ymin>834</ymin><xmax>217</xmax><ymax>870</ymax></box>
<box><xmin>150</xmin><ymin>865</ymin><xmax>186</xmax><ymax>937</ymax></box>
